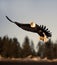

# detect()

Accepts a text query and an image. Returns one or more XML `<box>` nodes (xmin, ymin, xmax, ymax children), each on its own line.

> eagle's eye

<box><xmin>30</xmin><ymin>22</ymin><xmax>36</xmax><ymax>28</ymax></box>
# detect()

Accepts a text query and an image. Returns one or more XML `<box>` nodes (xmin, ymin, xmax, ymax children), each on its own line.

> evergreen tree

<box><xmin>0</xmin><ymin>37</ymin><xmax>2</xmax><ymax>54</ymax></box>
<box><xmin>37</xmin><ymin>41</ymin><xmax>45</xmax><ymax>58</ymax></box>
<box><xmin>53</xmin><ymin>42</ymin><xmax>57</xmax><ymax>59</ymax></box>
<box><xmin>30</xmin><ymin>41</ymin><xmax>36</xmax><ymax>57</ymax></box>
<box><xmin>1</xmin><ymin>36</ymin><xmax>10</xmax><ymax>58</ymax></box>
<box><xmin>22</xmin><ymin>36</ymin><xmax>32</xmax><ymax>57</ymax></box>
<box><xmin>45</xmin><ymin>39</ymin><xmax>54</xmax><ymax>59</ymax></box>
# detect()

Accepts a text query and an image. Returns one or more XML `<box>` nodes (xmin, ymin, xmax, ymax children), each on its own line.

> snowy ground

<box><xmin>0</xmin><ymin>55</ymin><xmax>57</xmax><ymax>62</ymax></box>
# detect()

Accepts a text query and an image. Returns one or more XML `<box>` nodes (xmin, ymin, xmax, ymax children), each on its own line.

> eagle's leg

<box><xmin>39</xmin><ymin>36</ymin><xmax>44</xmax><ymax>41</ymax></box>
<box><xmin>39</xmin><ymin>35</ymin><xmax>48</xmax><ymax>42</ymax></box>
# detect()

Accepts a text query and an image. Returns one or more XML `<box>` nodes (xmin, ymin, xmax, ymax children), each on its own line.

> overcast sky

<box><xmin>0</xmin><ymin>0</ymin><xmax>57</xmax><ymax>47</ymax></box>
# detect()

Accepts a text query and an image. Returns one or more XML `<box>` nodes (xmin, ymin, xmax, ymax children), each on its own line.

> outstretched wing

<box><xmin>39</xmin><ymin>25</ymin><xmax>52</xmax><ymax>37</ymax></box>
<box><xmin>6</xmin><ymin>16</ymin><xmax>37</xmax><ymax>33</ymax></box>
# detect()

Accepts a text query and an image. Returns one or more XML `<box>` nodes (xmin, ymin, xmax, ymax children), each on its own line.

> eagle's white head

<box><xmin>30</xmin><ymin>22</ymin><xmax>36</xmax><ymax>28</ymax></box>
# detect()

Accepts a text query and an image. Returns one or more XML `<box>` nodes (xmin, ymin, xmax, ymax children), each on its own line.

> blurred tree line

<box><xmin>0</xmin><ymin>36</ymin><xmax>57</xmax><ymax>59</ymax></box>
<box><xmin>0</xmin><ymin>36</ymin><xmax>36</xmax><ymax>58</ymax></box>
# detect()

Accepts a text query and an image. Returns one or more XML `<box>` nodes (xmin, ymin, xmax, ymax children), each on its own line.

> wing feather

<box><xmin>39</xmin><ymin>25</ymin><xmax>52</xmax><ymax>37</ymax></box>
<box><xmin>6</xmin><ymin>16</ymin><xmax>37</xmax><ymax>33</ymax></box>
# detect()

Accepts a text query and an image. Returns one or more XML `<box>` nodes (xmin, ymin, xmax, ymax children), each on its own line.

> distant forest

<box><xmin>0</xmin><ymin>36</ymin><xmax>57</xmax><ymax>59</ymax></box>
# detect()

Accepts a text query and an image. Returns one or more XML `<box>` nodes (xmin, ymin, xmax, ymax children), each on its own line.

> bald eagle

<box><xmin>6</xmin><ymin>16</ymin><xmax>52</xmax><ymax>42</ymax></box>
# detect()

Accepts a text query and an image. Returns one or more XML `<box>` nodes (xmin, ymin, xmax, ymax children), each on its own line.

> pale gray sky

<box><xmin>0</xmin><ymin>0</ymin><xmax>57</xmax><ymax>47</ymax></box>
